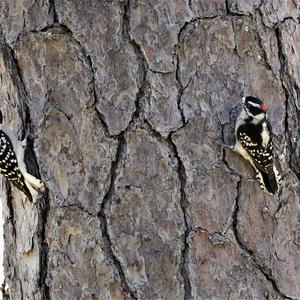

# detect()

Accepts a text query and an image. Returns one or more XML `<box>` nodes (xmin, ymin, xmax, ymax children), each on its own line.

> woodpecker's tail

<box><xmin>11</xmin><ymin>179</ymin><xmax>33</xmax><ymax>202</ymax></box>
<box><xmin>256</xmin><ymin>170</ymin><xmax>278</xmax><ymax>195</ymax></box>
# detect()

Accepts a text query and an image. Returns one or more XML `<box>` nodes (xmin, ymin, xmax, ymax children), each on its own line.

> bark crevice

<box><xmin>275</xmin><ymin>25</ymin><xmax>300</xmax><ymax>180</ymax></box>
<box><xmin>122</xmin><ymin>0</ymin><xmax>148</xmax><ymax>127</ymax></box>
<box><xmin>37</xmin><ymin>192</ymin><xmax>50</xmax><ymax>300</ymax></box>
<box><xmin>34</xmin><ymin>23</ymin><xmax>113</xmax><ymax>138</ymax></box>
<box><xmin>175</xmin><ymin>52</ymin><xmax>191</xmax><ymax>127</ymax></box>
<box><xmin>169</xmin><ymin>136</ymin><xmax>192</xmax><ymax>300</ymax></box>
<box><xmin>139</xmin><ymin>121</ymin><xmax>193</xmax><ymax>300</ymax></box>
<box><xmin>98</xmin><ymin>135</ymin><xmax>138</xmax><ymax>300</ymax></box>
<box><xmin>49</xmin><ymin>0</ymin><xmax>58</xmax><ymax>24</ymax></box>
<box><xmin>4</xmin><ymin>182</ymin><xmax>16</xmax><ymax>239</ymax></box>
<box><xmin>232</xmin><ymin>179</ymin><xmax>294</xmax><ymax>300</ymax></box>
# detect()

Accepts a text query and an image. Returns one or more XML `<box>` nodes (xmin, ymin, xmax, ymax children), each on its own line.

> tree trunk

<box><xmin>0</xmin><ymin>1</ymin><xmax>299</xmax><ymax>299</ymax></box>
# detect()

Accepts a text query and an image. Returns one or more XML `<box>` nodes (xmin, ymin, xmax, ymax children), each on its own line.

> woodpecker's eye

<box><xmin>250</xmin><ymin>107</ymin><xmax>261</xmax><ymax>115</ymax></box>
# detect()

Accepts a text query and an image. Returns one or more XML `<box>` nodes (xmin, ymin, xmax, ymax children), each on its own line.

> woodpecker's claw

<box><xmin>37</xmin><ymin>179</ymin><xmax>46</xmax><ymax>193</ymax></box>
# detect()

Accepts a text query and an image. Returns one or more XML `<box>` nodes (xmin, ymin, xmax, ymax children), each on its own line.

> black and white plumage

<box><xmin>0</xmin><ymin>111</ymin><xmax>45</xmax><ymax>202</ymax></box>
<box><xmin>233</xmin><ymin>96</ymin><xmax>281</xmax><ymax>194</ymax></box>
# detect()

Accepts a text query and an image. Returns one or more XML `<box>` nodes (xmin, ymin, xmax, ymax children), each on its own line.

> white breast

<box><xmin>234</xmin><ymin>141</ymin><xmax>256</xmax><ymax>168</ymax></box>
<box><xmin>261</xmin><ymin>122</ymin><xmax>269</xmax><ymax>148</ymax></box>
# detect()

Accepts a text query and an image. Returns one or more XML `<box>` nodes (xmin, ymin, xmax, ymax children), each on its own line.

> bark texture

<box><xmin>0</xmin><ymin>1</ymin><xmax>299</xmax><ymax>299</ymax></box>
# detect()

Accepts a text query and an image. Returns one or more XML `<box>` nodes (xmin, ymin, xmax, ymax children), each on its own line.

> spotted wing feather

<box><xmin>237</xmin><ymin>121</ymin><xmax>274</xmax><ymax>172</ymax></box>
<box><xmin>237</xmin><ymin>121</ymin><xmax>278</xmax><ymax>194</ymax></box>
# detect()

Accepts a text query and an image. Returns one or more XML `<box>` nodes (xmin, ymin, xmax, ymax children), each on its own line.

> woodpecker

<box><xmin>0</xmin><ymin>110</ymin><xmax>45</xmax><ymax>202</ymax></box>
<box><xmin>232</xmin><ymin>96</ymin><xmax>281</xmax><ymax>194</ymax></box>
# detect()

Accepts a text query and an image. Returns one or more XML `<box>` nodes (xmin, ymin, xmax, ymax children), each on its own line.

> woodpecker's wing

<box><xmin>236</xmin><ymin>120</ymin><xmax>274</xmax><ymax>174</ymax></box>
<box><xmin>0</xmin><ymin>131</ymin><xmax>33</xmax><ymax>202</ymax></box>
<box><xmin>236</xmin><ymin>120</ymin><xmax>279</xmax><ymax>194</ymax></box>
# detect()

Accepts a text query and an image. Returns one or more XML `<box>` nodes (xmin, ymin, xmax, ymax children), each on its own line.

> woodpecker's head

<box><xmin>241</xmin><ymin>96</ymin><xmax>267</xmax><ymax>123</ymax></box>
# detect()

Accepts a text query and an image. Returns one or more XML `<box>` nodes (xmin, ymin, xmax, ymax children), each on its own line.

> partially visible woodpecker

<box><xmin>232</xmin><ymin>96</ymin><xmax>282</xmax><ymax>194</ymax></box>
<box><xmin>0</xmin><ymin>110</ymin><xmax>45</xmax><ymax>202</ymax></box>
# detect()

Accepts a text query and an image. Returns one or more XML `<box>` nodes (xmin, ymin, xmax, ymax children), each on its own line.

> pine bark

<box><xmin>0</xmin><ymin>1</ymin><xmax>299</xmax><ymax>299</ymax></box>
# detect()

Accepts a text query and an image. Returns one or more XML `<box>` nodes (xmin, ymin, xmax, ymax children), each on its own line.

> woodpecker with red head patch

<box><xmin>0</xmin><ymin>110</ymin><xmax>45</xmax><ymax>202</ymax></box>
<box><xmin>233</xmin><ymin>96</ymin><xmax>281</xmax><ymax>194</ymax></box>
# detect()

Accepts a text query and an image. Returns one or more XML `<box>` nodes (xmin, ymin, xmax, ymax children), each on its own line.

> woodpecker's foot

<box><xmin>36</xmin><ymin>179</ymin><xmax>46</xmax><ymax>193</ymax></box>
<box><xmin>20</xmin><ymin>138</ymin><xmax>27</xmax><ymax>148</ymax></box>
<box><xmin>23</xmin><ymin>172</ymin><xmax>46</xmax><ymax>192</ymax></box>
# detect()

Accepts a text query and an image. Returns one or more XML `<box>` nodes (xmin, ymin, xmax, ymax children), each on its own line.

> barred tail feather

<box><xmin>258</xmin><ymin>171</ymin><xmax>278</xmax><ymax>195</ymax></box>
<box><xmin>266</xmin><ymin>172</ymin><xmax>278</xmax><ymax>194</ymax></box>
<box><xmin>273</xmin><ymin>165</ymin><xmax>282</xmax><ymax>186</ymax></box>
<box><xmin>11</xmin><ymin>179</ymin><xmax>33</xmax><ymax>202</ymax></box>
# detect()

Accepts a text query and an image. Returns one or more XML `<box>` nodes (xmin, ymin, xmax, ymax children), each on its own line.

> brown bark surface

<box><xmin>0</xmin><ymin>1</ymin><xmax>299</xmax><ymax>299</ymax></box>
